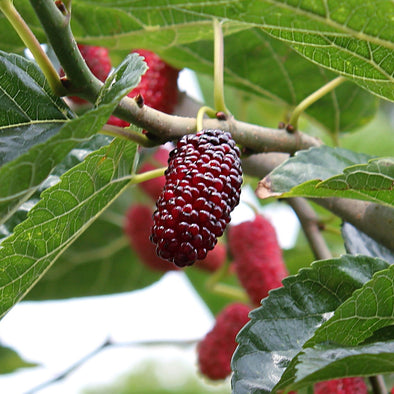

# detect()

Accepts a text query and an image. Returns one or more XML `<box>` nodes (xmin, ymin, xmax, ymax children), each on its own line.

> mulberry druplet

<box><xmin>150</xmin><ymin>129</ymin><xmax>242</xmax><ymax>267</ymax></box>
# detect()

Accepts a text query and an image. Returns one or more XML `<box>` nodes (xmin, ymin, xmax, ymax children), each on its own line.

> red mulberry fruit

<box><xmin>228</xmin><ymin>214</ymin><xmax>288</xmax><ymax>305</ymax></box>
<box><xmin>314</xmin><ymin>377</ymin><xmax>368</xmax><ymax>394</ymax></box>
<box><xmin>108</xmin><ymin>49</ymin><xmax>179</xmax><ymax>127</ymax></box>
<box><xmin>197</xmin><ymin>303</ymin><xmax>251</xmax><ymax>380</ymax></box>
<box><xmin>151</xmin><ymin>129</ymin><xmax>242</xmax><ymax>267</ymax></box>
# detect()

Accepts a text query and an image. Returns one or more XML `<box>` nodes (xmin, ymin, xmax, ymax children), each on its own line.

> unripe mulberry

<box><xmin>150</xmin><ymin>129</ymin><xmax>243</xmax><ymax>267</ymax></box>
<box><xmin>228</xmin><ymin>214</ymin><xmax>288</xmax><ymax>305</ymax></box>
<box><xmin>197</xmin><ymin>303</ymin><xmax>251</xmax><ymax>380</ymax></box>
<box><xmin>314</xmin><ymin>377</ymin><xmax>368</xmax><ymax>394</ymax></box>
<box><xmin>124</xmin><ymin>204</ymin><xmax>178</xmax><ymax>272</ymax></box>
<box><xmin>108</xmin><ymin>49</ymin><xmax>179</xmax><ymax>127</ymax></box>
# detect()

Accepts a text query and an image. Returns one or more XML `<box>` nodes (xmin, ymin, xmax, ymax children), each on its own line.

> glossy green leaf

<box><xmin>257</xmin><ymin>146</ymin><xmax>375</xmax><ymax>198</ymax></box>
<box><xmin>0</xmin><ymin>344</ymin><xmax>37</xmax><ymax>374</ymax></box>
<box><xmin>309</xmin><ymin>265</ymin><xmax>394</xmax><ymax>347</ymax></box>
<box><xmin>231</xmin><ymin>255</ymin><xmax>389</xmax><ymax>394</ymax></box>
<box><xmin>276</xmin><ymin>264</ymin><xmax>394</xmax><ymax>391</ymax></box>
<box><xmin>258</xmin><ymin>148</ymin><xmax>394</xmax><ymax>206</ymax></box>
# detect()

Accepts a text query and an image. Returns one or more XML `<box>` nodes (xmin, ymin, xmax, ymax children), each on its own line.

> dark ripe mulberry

<box><xmin>151</xmin><ymin>129</ymin><xmax>242</xmax><ymax>267</ymax></box>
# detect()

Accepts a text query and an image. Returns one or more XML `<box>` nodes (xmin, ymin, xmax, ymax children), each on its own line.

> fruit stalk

<box><xmin>100</xmin><ymin>124</ymin><xmax>157</xmax><ymax>147</ymax></box>
<box><xmin>0</xmin><ymin>0</ymin><xmax>65</xmax><ymax>95</ymax></box>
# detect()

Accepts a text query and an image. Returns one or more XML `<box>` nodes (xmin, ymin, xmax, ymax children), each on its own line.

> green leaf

<box><xmin>256</xmin><ymin>146</ymin><xmax>375</xmax><ymax>200</ymax></box>
<box><xmin>257</xmin><ymin>148</ymin><xmax>394</xmax><ymax>206</ymax></box>
<box><xmin>0</xmin><ymin>52</ymin><xmax>148</xmax><ymax>318</ymax></box>
<box><xmin>0</xmin><ymin>138</ymin><xmax>137</xmax><ymax>319</ymax></box>
<box><xmin>0</xmin><ymin>134</ymin><xmax>113</xmax><ymax>243</ymax></box>
<box><xmin>162</xmin><ymin>29</ymin><xmax>378</xmax><ymax>134</ymax></box>
<box><xmin>309</xmin><ymin>265</ymin><xmax>394</xmax><ymax>347</ymax></box>
<box><xmin>0</xmin><ymin>50</ymin><xmax>146</xmax><ymax>226</ymax></box>
<box><xmin>276</xmin><ymin>264</ymin><xmax>394</xmax><ymax>391</ymax></box>
<box><xmin>284</xmin><ymin>341</ymin><xmax>394</xmax><ymax>391</ymax></box>
<box><xmin>0</xmin><ymin>344</ymin><xmax>37</xmax><ymax>374</ymax></box>
<box><xmin>2</xmin><ymin>1</ymin><xmax>392</xmax><ymax>101</ymax></box>
<box><xmin>25</xmin><ymin>191</ymin><xmax>162</xmax><ymax>300</ymax></box>
<box><xmin>231</xmin><ymin>255</ymin><xmax>389</xmax><ymax>394</ymax></box>
<box><xmin>0</xmin><ymin>50</ymin><xmax>74</xmax><ymax>221</ymax></box>
<box><xmin>97</xmin><ymin>52</ymin><xmax>147</xmax><ymax>105</ymax></box>
<box><xmin>284</xmin><ymin>268</ymin><xmax>394</xmax><ymax>391</ymax></box>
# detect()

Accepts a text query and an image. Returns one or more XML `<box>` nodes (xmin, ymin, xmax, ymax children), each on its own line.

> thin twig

<box><xmin>287</xmin><ymin>198</ymin><xmax>332</xmax><ymax>260</ymax></box>
<box><xmin>369</xmin><ymin>375</ymin><xmax>387</xmax><ymax>394</ymax></box>
<box><xmin>25</xmin><ymin>337</ymin><xmax>201</xmax><ymax>394</ymax></box>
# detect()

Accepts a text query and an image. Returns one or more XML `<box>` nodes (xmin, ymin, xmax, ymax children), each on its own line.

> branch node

<box><xmin>135</xmin><ymin>93</ymin><xmax>144</xmax><ymax>108</ymax></box>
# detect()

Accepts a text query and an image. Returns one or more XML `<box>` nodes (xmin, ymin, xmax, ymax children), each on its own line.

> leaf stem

<box><xmin>210</xmin><ymin>283</ymin><xmax>250</xmax><ymax>303</ymax></box>
<box><xmin>289</xmin><ymin>76</ymin><xmax>347</xmax><ymax>130</ymax></box>
<box><xmin>0</xmin><ymin>0</ymin><xmax>66</xmax><ymax>96</ymax></box>
<box><xmin>100</xmin><ymin>125</ymin><xmax>157</xmax><ymax>147</ymax></box>
<box><xmin>213</xmin><ymin>18</ymin><xmax>226</xmax><ymax>113</ymax></box>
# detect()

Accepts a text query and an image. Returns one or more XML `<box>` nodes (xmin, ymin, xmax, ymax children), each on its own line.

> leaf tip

<box><xmin>255</xmin><ymin>176</ymin><xmax>281</xmax><ymax>199</ymax></box>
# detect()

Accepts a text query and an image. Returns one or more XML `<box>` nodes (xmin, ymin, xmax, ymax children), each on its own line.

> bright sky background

<box><xmin>0</xmin><ymin>69</ymin><xmax>300</xmax><ymax>394</ymax></box>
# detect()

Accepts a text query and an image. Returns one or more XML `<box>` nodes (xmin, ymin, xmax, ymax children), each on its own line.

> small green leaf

<box><xmin>97</xmin><ymin>52</ymin><xmax>147</xmax><ymax>105</ymax></box>
<box><xmin>0</xmin><ymin>344</ymin><xmax>37</xmax><ymax>374</ymax></box>
<box><xmin>231</xmin><ymin>255</ymin><xmax>389</xmax><ymax>394</ymax></box>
